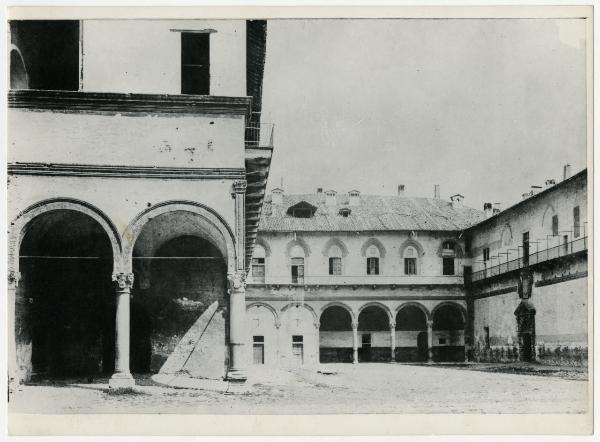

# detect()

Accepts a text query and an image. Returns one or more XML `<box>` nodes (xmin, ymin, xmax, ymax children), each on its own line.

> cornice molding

<box><xmin>8</xmin><ymin>162</ymin><xmax>246</xmax><ymax>180</ymax></box>
<box><xmin>8</xmin><ymin>90</ymin><xmax>252</xmax><ymax>117</ymax></box>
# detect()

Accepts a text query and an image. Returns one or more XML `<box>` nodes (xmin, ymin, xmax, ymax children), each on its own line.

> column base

<box><xmin>225</xmin><ymin>368</ymin><xmax>247</xmax><ymax>383</ymax></box>
<box><xmin>108</xmin><ymin>372</ymin><xmax>135</xmax><ymax>392</ymax></box>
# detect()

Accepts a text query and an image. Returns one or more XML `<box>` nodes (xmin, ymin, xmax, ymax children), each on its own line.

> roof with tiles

<box><xmin>258</xmin><ymin>192</ymin><xmax>485</xmax><ymax>232</ymax></box>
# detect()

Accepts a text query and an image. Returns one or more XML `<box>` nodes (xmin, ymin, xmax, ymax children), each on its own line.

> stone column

<box><xmin>389</xmin><ymin>321</ymin><xmax>396</xmax><ymax>363</ymax></box>
<box><xmin>109</xmin><ymin>272</ymin><xmax>135</xmax><ymax>391</ymax></box>
<box><xmin>427</xmin><ymin>320</ymin><xmax>434</xmax><ymax>363</ymax></box>
<box><xmin>227</xmin><ymin>271</ymin><xmax>247</xmax><ymax>381</ymax></box>
<box><xmin>233</xmin><ymin>180</ymin><xmax>247</xmax><ymax>271</ymax></box>
<box><xmin>315</xmin><ymin>322</ymin><xmax>321</xmax><ymax>365</ymax></box>
<box><xmin>352</xmin><ymin>320</ymin><xmax>359</xmax><ymax>364</ymax></box>
<box><xmin>7</xmin><ymin>270</ymin><xmax>21</xmax><ymax>389</ymax></box>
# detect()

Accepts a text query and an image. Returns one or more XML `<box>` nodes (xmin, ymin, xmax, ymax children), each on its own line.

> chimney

<box><xmin>484</xmin><ymin>202</ymin><xmax>493</xmax><ymax>218</ymax></box>
<box><xmin>397</xmin><ymin>184</ymin><xmax>405</xmax><ymax>197</ymax></box>
<box><xmin>317</xmin><ymin>187</ymin><xmax>323</xmax><ymax>194</ymax></box>
<box><xmin>545</xmin><ymin>179</ymin><xmax>556</xmax><ymax>189</ymax></box>
<box><xmin>271</xmin><ymin>188</ymin><xmax>283</xmax><ymax>205</ymax></box>
<box><xmin>348</xmin><ymin>190</ymin><xmax>360</xmax><ymax>206</ymax></box>
<box><xmin>492</xmin><ymin>202</ymin><xmax>501</xmax><ymax>215</ymax></box>
<box><xmin>434</xmin><ymin>184</ymin><xmax>440</xmax><ymax>199</ymax></box>
<box><xmin>325</xmin><ymin>189</ymin><xmax>337</xmax><ymax>207</ymax></box>
<box><xmin>450</xmin><ymin>194</ymin><xmax>464</xmax><ymax>208</ymax></box>
<box><xmin>563</xmin><ymin>164</ymin><xmax>572</xmax><ymax>180</ymax></box>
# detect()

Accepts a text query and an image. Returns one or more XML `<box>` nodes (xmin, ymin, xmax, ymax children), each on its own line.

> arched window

<box><xmin>290</xmin><ymin>245</ymin><xmax>305</xmax><ymax>284</ymax></box>
<box><xmin>403</xmin><ymin>246</ymin><xmax>418</xmax><ymax>275</ymax></box>
<box><xmin>442</xmin><ymin>241</ymin><xmax>456</xmax><ymax>275</ymax></box>
<box><xmin>251</xmin><ymin>245</ymin><xmax>266</xmax><ymax>283</ymax></box>
<box><xmin>366</xmin><ymin>245</ymin><xmax>380</xmax><ymax>275</ymax></box>
<box><xmin>328</xmin><ymin>244</ymin><xmax>343</xmax><ymax>276</ymax></box>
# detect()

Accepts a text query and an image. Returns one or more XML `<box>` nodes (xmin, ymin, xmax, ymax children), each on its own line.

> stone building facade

<box><xmin>8</xmin><ymin>19</ymin><xmax>273</xmax><ymax>389</ymax></box>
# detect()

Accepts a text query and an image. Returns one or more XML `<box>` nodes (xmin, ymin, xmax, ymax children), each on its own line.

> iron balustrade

<box><xmin>472</xmin><ymin>235</ymin><xmax>587</xmax><ymax>282</ymax></box>
<box><xmin>245</xmin><ymin>123</ymin><xmax>274</xmax><ymax>148</ymax></box>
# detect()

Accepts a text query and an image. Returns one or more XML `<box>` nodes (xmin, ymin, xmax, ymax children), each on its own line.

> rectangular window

<box><xmin>253</xmin><ymin>336</ymin><xmax>264</xmax><ymax>365</ymax></box>
<box><xmin>552</xmin><ymin>215</ymin><xmax>559</xmax><ymax>236</ymax></box>
<box><xmin>251</xmin><ymin>257</ymin><xmax>265</xmax><ymax>283</ymax></box>
<box><xmin>329</xmin><ymin>257</ymin><xmax>342</xmax><ymax>275</ymax></box>
<box><xmin>404</xmin><ymin>258</ymin><xmax>417</xmax><ymax>275</ymax></box>
<box><xmin>361</xmin><ymin>334</ymin><xmax>371</xmax><ymax>346</ymax></box>
<box><xmin>292</xmin><ymin>335</ymin><xmax>304</xmax><ymax>365</ymax></box>
<box><xmin>442</xmin><ymin>257</ymin><xmax>455</xmax><ymax>275</ymax></box>
<box><xmin>573</xmin><ymin>206</ymin><xmax>581</xmax><ymax>238</ymax></box>
<box><xmin>439</xmin><ymin>338</ymin><xmax>447</xmax><ymax>345</ymax></box>
<box><xmin>483</xmin><ymin>248</ymin><xmax>490</xmax><ymax>262</ymax></box>
<box><xmin>291</xmin><ymin>258</ymin><xmax>304</xmax><ymax>284</ymax></box>
<box><xmin>366</xmin><ymin>257</ymin><xmax>379</xmax><ymax>275</ymax></box>
<box><xmin>563</xmin><ymin>235</ymin><xmax>569</xmax><ymax>254</ymax></box>
<box><xmin>181</xmin><ymin>32</ymin><xmax>210</xmax><ymax>95</ymax></box>
<box><xmin>484</xmin><ymin>326</ymin><xmax>490</xmax><ymax>349</ymax></box>
<box><xmin>523</xmin><ymin>232</ymin><xmax>530</xmax><ymax>266</ymax></box>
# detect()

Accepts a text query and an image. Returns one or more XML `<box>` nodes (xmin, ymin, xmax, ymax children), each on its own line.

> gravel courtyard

<box><xmin>9</xmin><ymin>363</ymin><xmax>588</xmax><ymax>415</ymax></box>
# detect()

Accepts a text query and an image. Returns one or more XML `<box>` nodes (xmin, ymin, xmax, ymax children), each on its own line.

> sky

<box><xmin>260</xmin><ymin>18</ymin><xmax>587</xmax><ymax>212</ymax></box>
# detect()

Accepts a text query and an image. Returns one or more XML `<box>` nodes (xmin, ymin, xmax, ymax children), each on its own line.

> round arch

<box><xmin>247</xmin><ymin>302</ymin><xmax>281</xmax><ymax>327</ymax></box>
<box><xmin>254</xmin><ymin>238</ymin><xmax>272</xmax><ymax>258</ymax></box>
<box><xmin>8</xmin><ymin>198</ymin><xmax>123</xmax><ymax>274</ymax></box>
<box><xmin>358</xmin><ymin>302</ymin><xmax>394</xmax><ymax>323</ymax></box>
<box><xmin>123</xmin><ymin>200</ymin><xmax>236</xmax><ymax>273</ymax></box>
<box><xmin>10</xmin><ymin>45</ymin><xmax>28</xmax><ymax>89</ymax></box>
<box><xmin>321</xmin><ymin>238</ymin><xmax>349</xmax><ymax>258</ymax></box>
<box><xmin>500</xmin><ymin>223</ymin><xmax>513</xmax><ymax>247</ymax></box>
<box><xmin>280</xmin><ymin>302</ymin><xmax>319</xmax><ymax>327</ymax></box>
<box><xmin>395</xmin><ymin>302</ymin><xmax>431</xmax><ymax>322</ymax></box>
<box><xmin>285</xmin><ymin>237</ymin><xmax>311</xmax><ymax>259</ymax></box>
<box><xmin>541</xmin><ymin>204</ymin><xmax>557</xmax><ymax>231</ymax></box>
<box><xmin>319</xmin><ymin>301</ymin><xmax>356</xmax><ymax>322</ymax></box>
<box><xmin>399</xmin><ymin>238</ymin><xmax>425</xmax><ymax>257</ymax></box>
<box><xmin>360</xmin><ymin>238</ymin><xmax>387</xmax><ymax>258</ymax></box>
<box><xmin>431</xmin><ymin>302</ymin><xmax>467</xmax><ymax>324</ymax></box>
<box><xmin>436</xmin><ymin>240</ymin><xmax>464</xmax><ymax>258</ymax></box>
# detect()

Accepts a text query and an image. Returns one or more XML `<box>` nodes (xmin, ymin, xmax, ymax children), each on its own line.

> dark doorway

<box><xmin>432</xmin><ymin>304</ymin><xmax>465</xmax><ymax>362</ymax></box>
<box><xmin>130</xmin><ymin>301</ymin><xmax>152</xmax><ymax>373</ymax></box>
<box><xmin>19</xmin><ymin>210</ymin><xmax>115</xmax><ymax>380</ymax></box>
<box><xmin>319</xmin><ymin>305</ymin><xmax>353</xmax><ymax>363</ymax></box>
<box><xmin>417</xmin><ymin>332</ymin><xmax>428</xmax><ymax>361</ymax></box>
<box><xmin>515</xmin><ymin>301</ymin><xmax>536</xmax><ymax>362</ymax></box>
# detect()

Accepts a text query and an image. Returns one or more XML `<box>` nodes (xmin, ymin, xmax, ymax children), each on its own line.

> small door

<box><xmin>292</xmin><ymin>335</ymin><xmax>304</xmax><ymax>365</ymax></box>
<box><xmin>361</xmin><ymin>334</ymin><xmax>372</xmax><ymax>362</ymax></box>
<box><xmin>253</xmin><ymin>336</ymin><xmax>264</xmax><ymax>365</ymax></box>
<box><xmin>417</xmin><ymin>331</ymin><xmax>428</xmax><ymax>361</ymax></box>
<box><xmin>521</xmin><ymin>333</ymin><xmax>533</xmax><ymax>362</ymax></box>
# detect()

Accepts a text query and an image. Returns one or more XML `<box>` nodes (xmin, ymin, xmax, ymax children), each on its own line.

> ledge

<box><xmin>8</xmin><ymin>89</ymin><xmax>252</xmax><ymax>117</ymax></box>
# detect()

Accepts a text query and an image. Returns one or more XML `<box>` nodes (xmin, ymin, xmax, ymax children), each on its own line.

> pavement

<box><xmin>8</xmin><ymin>363</ymin><xmax>588</xmax><ymax>414</ymax></box>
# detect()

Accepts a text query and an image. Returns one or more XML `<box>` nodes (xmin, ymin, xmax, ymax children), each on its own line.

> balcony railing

<box><xmin>245</xmin><ymin>123</ymin><xmax>274</xmax><ymax>148</ymax></box>
<box><xmin>248</xmin><ymin>274</ymin><xmax>464</xmax><ymax>286</ymax></box>
<box><xmin>472</xmin><ymin>235</ymin><xmax>587</xmax><ymax>282</ymax></box>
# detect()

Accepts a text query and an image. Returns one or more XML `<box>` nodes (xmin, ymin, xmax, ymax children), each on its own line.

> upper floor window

<box><xmin>403</xmin><ymin>246</ymin><xmax>418</xmax><ymax>275</ymax></box>
<box><xmin>251</xmin><ymin>245</ymin><xmax>266</xmax><ymax>283</ymax></box>
<box><xmin>338</xmin><ymin>208</ymin><xmax>351</xmax><ymax>217</ymax></box>
<box><xmin>442</xmin><ymin>241</ymin><xmax>456</xmax><ymax>276</ymax></box>
<box><xmin>552</xmin><ymin>215</ymin><xmax>559</xmax><ymax>236</ymax></box>
<box><xmin>290</xmin><ymin>245</ymin><xmax>305</xmax><ymax>284</ymax></box>
<box><xmin>483</xmin><ymin>247</ymin><xmax>490</xmax><ymax>262</ymax></box>
<box><xmin>573</xmin><ymin>206</ymin><xmax>581</xmax><ymax>237</ymax></box>
<box><xmin>366</xmin><ymin>245</ymin><xmax>380</xmax><ymax>275</ymax></box>
<box><xmin>327</xmin><ymin>244</ymin><xmax>343</xmax><ymax>275</ymax></box>
<box><xmin>181</xmin><ymin>32</ymin><xmax>210</xmax><ymax>95</ymax></box>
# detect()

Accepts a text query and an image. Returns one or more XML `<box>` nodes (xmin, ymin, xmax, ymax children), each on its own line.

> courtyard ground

<box><xmin>9</xmin><ymin>363</ymin><xmax>588</xmax><ymax>414</ymax></box>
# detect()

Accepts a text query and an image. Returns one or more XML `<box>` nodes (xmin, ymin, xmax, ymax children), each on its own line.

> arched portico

<box><xmin>395</xmin><ymin>303</ymin><xmax>430</xmax><ymax>362</ymax></box>
<box><xmin>432</xmin><ymin>302</ymin><xmax>466</xmax><ymax>362</ymax></box>
<box><xmin>357</xmin><ymin>303</ymin><xmax>394</xmax><ymax>362</ymax></box>
<box><xmin>319</xmin><ymin>303</ymin><xmax>354</xmax><ymax>363</ymax></box>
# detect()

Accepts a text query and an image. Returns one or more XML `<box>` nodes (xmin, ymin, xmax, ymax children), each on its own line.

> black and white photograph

<box><xmin>4</xmin><ymin>5</ymin><xmax>593</xmax><ymax>436</ymax></box>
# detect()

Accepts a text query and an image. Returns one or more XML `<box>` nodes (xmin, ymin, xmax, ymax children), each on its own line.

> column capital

<box><xmin>426</xmin><ymin>319</ymin><xmax>434</xmax><ymax>327</ymax></box>
<box><xmin>389</xmin><ymin>321</ymin><xmax>396</xmax><ymax>330</ymax></box>
<box><xmin>227</xmin><ymin>271</ymin><xmax>246</xmax><ymax>292</ymax></box>
<box><xmin>112</xmin><ymin>272</ymin><xmax>135</xmax><ymax>290</ymax></box>
<box><xmin>351</xmin><ymin>320</ymin><xmax>359</xmax><ymax>330</ymax></box>
<box><xmin>232</xmin><ymin>180</ymin><xmax>248</xmax><ymax>194</ymax></box>
<box><xmin>314</xmin><ymin>321</ymin><xmax>320</xmax><ymax>330</ymax></box>
<box><xmin>8</xmin><ymin>270</ymin><xmax>21</xmax><ymax>288</ymax></box>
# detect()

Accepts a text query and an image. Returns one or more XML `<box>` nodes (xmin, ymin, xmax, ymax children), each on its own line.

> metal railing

<box><xmin>472</xmin><ymin>235</ymin><xmax>587</xmax><ymax>282</ymax></box>
<box><xmin>245</xmin><ymin>123</ymin><xmax>274</xmax><ymax>148</ymax></box>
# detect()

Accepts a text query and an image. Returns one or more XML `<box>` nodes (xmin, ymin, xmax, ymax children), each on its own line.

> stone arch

<box><xmin>319</xmin><ymin>301</ymin><xmax>356</xmax><ymax>322</ymax></box>
<box><xmin>360</xmin><ymin>237</ymin><xmax>387</xmax><ymax>258</ymax></box>
<box><xmin>285</xmin><ymin>237</ymin><xmax>311</xmax><ymax>258</ymax></box>
<box><xmin>281</xmin><ymin>302</ymin><xmax>319</xmax><ymax>327</ymax></box>
<box><xmin>500</xmin><ymin>223</ymin><xmax>513</xmax><ymax>247</ymax></box>
<box><xmin>436</xmin><ymin>239</ymin><xmax>464</xmax><ymax>258</ymax></box>
<box><xmin>9</xmin><ymin>45</ymin><xmax>28</xmax><ymax>89</ymax></box>
<box><xmin>541</xmin><ymin>204</ymin><xmax>557</xmax><ymax>232</ymax></box>
<box><xmin>358</xmin><ymin>301</ymin><xmax>394</xmax><ymax>323</ymax></box>
<box><xmin>123</xmin><ymin>200</ymin><xmax>236</xmax><ymax>273</ymax></box>
<box><xmin>254</xmin><ymin>237</ymin><xmax>272</xmax><ymax>257</ymax></box>
<box><xmin>247</xmin><ymin>302</ymin><xmax>281</xmax><ymax>327</ymax></box>
<box><xmin>431</xmin><ymin>301</ymin><xmax>467</xmax><ymax>324</ymax></box>
<box><xmin>399</xmin><ymin>238</ymin><xmax>425</xmax><ymax>257</ymax></box>
<box><xmin>8</xmin><ymin>198</ymin><xmax>123</xmax><ymax>275</ymax></box>
<box><xmin>321</xmin><ymin>238</ymin><xmax>349</xmax><ymax>258</ymax></box>
<box><xmin>395</xmin><ymin>302</ymin><xmax>431</xmax><ymax>321</ymax></box>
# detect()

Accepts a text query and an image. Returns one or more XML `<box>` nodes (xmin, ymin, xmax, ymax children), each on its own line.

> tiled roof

<box><xmin>259</xmin><ymin>193</ymin><xmax>485</xmax><ymax>232</ymax></box>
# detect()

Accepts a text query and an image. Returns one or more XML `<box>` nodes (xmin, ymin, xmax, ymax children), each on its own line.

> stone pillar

<box><xmin>389</xmin><ymin>321</ymin><xmax>396</xmax><ymax>363</ymax></box>
<box><xmin>233</xmin><ymin>180</ymin><xmax>247</xmax><ymax>271</ymax></box>
<box><xmin>7</xmin><ymin>270</ymin><xmax>21</xmax><ymax>389</ymax></box>
<box><xmin>427</xmin><ymin>320</ymin><xmax>434</xmax><ymax>363</ymax></box>
<box><xmin>315</xmin><ymin>322</ymin><xmax>321</xmax><ymax>365</ymax></box>
<box><xmin>109</xmin><ymin>272</ymin><xmax>135</xmax><ymax>391</ymax></box>
<box><xmin>227</xmin><ymin>271</ymin><xmax>247</xmax><ymax>381</ymax></box>
<box><xmin>352</xmin><ymin>320</ymin><xmax>359</xmax><ymax>364</ymax></box>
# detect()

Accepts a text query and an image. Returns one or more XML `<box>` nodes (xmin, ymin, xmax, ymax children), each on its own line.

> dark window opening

<box><xmin>329</xmin><ymin>257</ymin><xmax>342</xmax><ymax>275</ymax></box>
<box><xmin>251</xmin><ymin>257</ymin><xmax>265</xmax><ymax>282</ymax></box>
<box><xmin>573</xmin><ymin>206</ymin><xmax>581</xmax><ymax>238</ymax></box>
<box><xmin>484</xmin><ymin>326</ymin><xmax>490</xmax><ymax>349</ymax></box>
<box><xmin>522</xmin><ymin>232</ymin><xmax>530</xmax><ymax>267</ymax></box>
<box><xmin>442</xmin><ymin>257</ymin><xmax>455</xmax><ymax>275</ymax></box>
<box><xmin>338</xmin><ymin>208</ymin><xmax>351</xmax><ymax>217</ymax></box>
<box><xmin>291</xmin><ymin>257</ymin><xmax>304</xmax><ymax>284</ymax></box>
<box><xmin>291</xmin><ymin>208</ymin><xmax>313</xmax><ymax>218</ymax></box>
<box><xmin>439</xmin><ymin>338</ymin><xmax>447</xmax><ymax>345</ymax></box>
<box><xmin>253</xmin><ymin>335</ymin><xmax>264</xmax><ymax>365</ymax></box>
<box><xmin>181</xmin><ymin>32</ymin><xmax>210</xmax><ymax>95</ymax></box>
<box><xmin>404</xmin><ymin>258</ymin><xmax>416</xmax><ymax>275</ymax></box>
<box><xmin>361</xmin><ymin>334</ymin><xmax>371</xmax><ymax>346</ymax></box>
<box><xmin>367</xmin><ymin>257</ymin><xmax>379</xmax><ymax>275</ymax></box>
<box><xmin>10</xmin><ymin>20</ymin><xmax>79</xmax><ymax>91</ymax></box>
<box><xmin>483</xmin><ymin>248</ymin><xmax>490</xmax><ymax>262</ymax></box>
<box><xmin>552</xmin><ymin>215</ymin><xmax>559</xmax><ymax>236</ymax></box>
